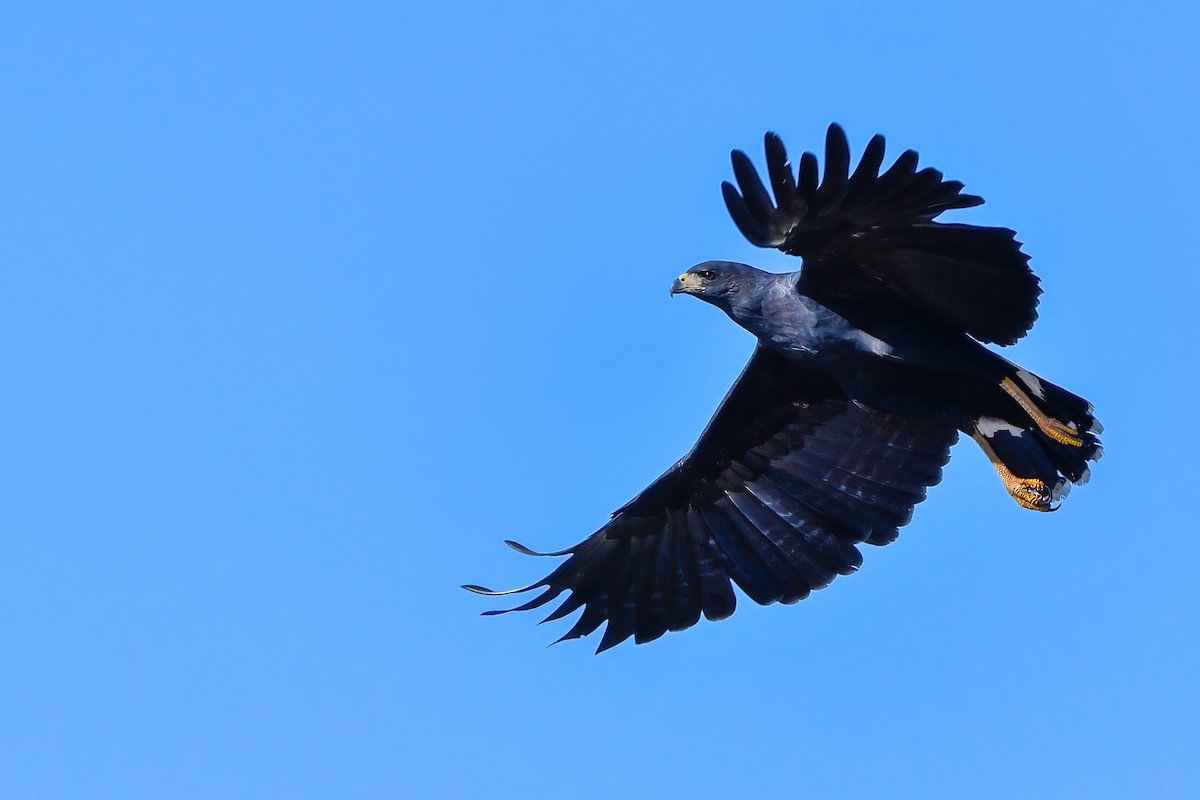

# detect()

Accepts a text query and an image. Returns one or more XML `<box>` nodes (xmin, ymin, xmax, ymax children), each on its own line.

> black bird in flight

<box><xmin>466</xmin><ymin>124</ymin><xmax>1102</xmax><ymax>652</ymax></box>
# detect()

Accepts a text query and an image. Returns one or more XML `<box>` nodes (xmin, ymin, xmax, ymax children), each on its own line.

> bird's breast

<box><xmin>734</xmin><ymin>293</ymin><xmax>896</xmax><ymax>364</ymax></box>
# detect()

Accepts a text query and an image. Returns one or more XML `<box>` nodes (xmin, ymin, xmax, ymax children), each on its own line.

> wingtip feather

<box><xmin>504</xmin><ymin>539</ymin><xmax>572</xmax><ymax>557</ymax></box>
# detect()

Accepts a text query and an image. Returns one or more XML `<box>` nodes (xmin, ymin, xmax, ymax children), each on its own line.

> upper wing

<box><xmin>722</xmin><ymin>124</ymin><xmax>1041</xmax><ymax>345</ymax></box>
<box><xmin>465</xmin><ymin>346</ymin><xmax>958</xmax><ymax>652</ymax></box>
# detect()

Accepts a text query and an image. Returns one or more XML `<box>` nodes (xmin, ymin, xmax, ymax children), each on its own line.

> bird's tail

<box><xmin>969</xmin><ymin>366</ymin><xmax>1102</xmax><ymax>511</ymax></box>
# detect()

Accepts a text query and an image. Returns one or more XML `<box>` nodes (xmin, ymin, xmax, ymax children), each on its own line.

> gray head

<box><xmin>669</xmin><ymin>260</ymin><xmax>772</xmax><ymax>310</ymax></box>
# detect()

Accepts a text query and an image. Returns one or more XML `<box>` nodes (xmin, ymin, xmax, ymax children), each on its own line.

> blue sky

<box><xmin>1</xmin><ymin>2</ymin><xmax>1197</xmax><ymax>797</ymax></box>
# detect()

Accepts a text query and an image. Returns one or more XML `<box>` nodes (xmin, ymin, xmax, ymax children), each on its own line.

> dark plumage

<box><xmin>466</xmin><ymin>124</ymin><xmax>1102</xmax><ymax>652</ymax></box>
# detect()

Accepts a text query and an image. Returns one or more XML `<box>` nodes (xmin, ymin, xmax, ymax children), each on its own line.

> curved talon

<box><xmin>1007</xmin><ymin>477</ymin><xmax>1054</xmax><ymax>512</ymax></box>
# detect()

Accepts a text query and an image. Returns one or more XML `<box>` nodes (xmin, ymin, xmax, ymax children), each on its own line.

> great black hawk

<box><xmin>466</xmin><ymin>124</ymin><xmax>1102</xmax><ymax>652</ymax></box>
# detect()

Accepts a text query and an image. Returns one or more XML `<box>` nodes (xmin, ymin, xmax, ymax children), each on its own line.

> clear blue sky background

<box><xmin>1</xmin><ymin>2</ymin><xmax>1197</xmax><ymax>798</ymax></box>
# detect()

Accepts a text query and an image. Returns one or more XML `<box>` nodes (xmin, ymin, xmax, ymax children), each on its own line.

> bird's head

<box><xmin>670</xmin><ymin>261</ymin><xmax>760</xmax><ymax>308</ymax></box>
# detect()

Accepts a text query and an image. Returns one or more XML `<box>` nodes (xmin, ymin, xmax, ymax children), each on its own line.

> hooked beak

<box><xmin>670</xmin><ymin>272</ymin><xmax>704</xmax><ymax>297</ymax></box>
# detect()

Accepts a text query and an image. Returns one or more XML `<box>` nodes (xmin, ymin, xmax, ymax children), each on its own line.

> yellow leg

<box><xmin>972</xmin><ymin>431</ymin><xmax>1054</xmax><ymax>512</ymax></box>
<box><xmin>1000</xmin><ymin>377</ymin><xmax>1083</xmax><ymax>447</ymax></box>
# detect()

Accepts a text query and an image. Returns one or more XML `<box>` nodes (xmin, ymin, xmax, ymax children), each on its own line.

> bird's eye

<box><xmin>696</xmin><ymin>270</ymin><xmax>716</xmax><ymax>281</ymax></box>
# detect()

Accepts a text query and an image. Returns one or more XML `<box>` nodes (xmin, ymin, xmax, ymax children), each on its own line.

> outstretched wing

<box><xmin>722</xmin><ymin>124</ymin><xmax>1041</xmax><ymax>345</ymax></box>
<box><xmin>465</xmin><ymin>347</ymin><xmax>958</xmax><ymax>652</ymax></box>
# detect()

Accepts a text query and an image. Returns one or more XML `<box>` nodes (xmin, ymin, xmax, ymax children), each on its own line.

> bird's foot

<box><xmin>971</xmin><ymin>430</ymin><xmax>1056</xmax><ymax>512</ymax></box>
<box><xmin>1001</xmin><ymin>475</ymin><xmax>1055</xmax><ymax>512</ymax></box>
<box><xmin>1000</xmin><ymin>377</ymin><xmax>1083</xmax><ymax>447</ymax></box>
